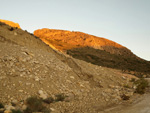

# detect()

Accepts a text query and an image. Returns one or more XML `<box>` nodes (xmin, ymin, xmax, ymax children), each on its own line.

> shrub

<box><xmin>11</xmin><ymin>109</ymin><xmax>23</xmax><ymax>113</ymax></box>
<box><xmin>55</xmin><ymin>94</ymin><xmax>66</xmax><ymax>102</ymax></box>
<box><xmin>0</xmin><ymin>103</ymin><xmax>4</xmax><ymax>108</ymax></box>
<box><xmin>8</xmin><ymin>27</ymin><xmax>14</xmax><ymax>31</ymax></box>
<box><xmin>123</xmin><ymin>84</ymin><xmax>130</xmax><ymax>88</ymax></box>
<box><xmin>134</xmin><ymin>78</ymin><xmax>149</xmax><ymax>94</ymax></box>
<box><xmin>0</xmin><ymin>22</ymin><xmax>6</xmax><ymax>26</ymax></box>
<box><xmin>24</xmin><ymin>96</ymin><xmax>50</xmax><ymax>113</ymax></box>
<box><xmin>130</xmin><ymin>78</ymin><xmax>136</xmax><ymax>82</ymax></box>
<box><xmin>43</xmin><ymin>97</ymin><xmax>54</xmax><ymax>104</ymax></box>
<box><xmin>120</xmin><ymin>94</ymin><xmax>130</xmax><ymax>100</ymax></box>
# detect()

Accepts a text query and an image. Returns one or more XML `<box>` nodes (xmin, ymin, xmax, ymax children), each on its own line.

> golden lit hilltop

<box><xmin>0</xmin><ymin>19</ymin><xmax>20</xmax><ymax>28</ymax></box>
<box><xmin>34</xmin><ymin>28</ymin><xmax>130</xmax><ymax>56</ymax></box>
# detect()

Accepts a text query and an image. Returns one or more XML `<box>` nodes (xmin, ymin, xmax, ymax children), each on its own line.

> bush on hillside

<box><xmin>0</xmin><ymin>103</ymin><xmax>4</xmax><ymax>108</ymax></box>
<box><xmin>134</xmin><ymin>78</ymin><xmax>149</xmax><ymax>94</ymax></box>
<box><xmin>43</xmin><ymin>97</ymin><xmax>54</xmax><ymax>104</ymax></box>
<box><xmin>55</xmin><ymin>93</ymin><xmax>66</xmax><ymax>102</ymax></box>
<box><xmin>24</xmin><ymin>96</ymin><xmax>50</xmax><ymax>113</ymax></box>
<box><xmin>11</xmin><ymin>109</ymin><xmax>23</xmax><ymax>113</ymax></box>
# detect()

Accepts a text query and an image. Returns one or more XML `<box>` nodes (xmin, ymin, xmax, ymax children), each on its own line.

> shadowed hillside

<box><xmin>34</xmin><ymin>28</ymin><xmax>150</xmax><ymax>76</ymax></box>
<box><xmin>67</xmin><ymin>47</ymin><xmax>150</xmax><ymax>75</ymax></box>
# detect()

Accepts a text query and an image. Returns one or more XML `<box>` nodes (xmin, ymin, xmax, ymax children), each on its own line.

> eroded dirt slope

<box><xmin>0</xmin><ymin>22</ymin><xmax>139</xmax><ymax>113</ymax></box>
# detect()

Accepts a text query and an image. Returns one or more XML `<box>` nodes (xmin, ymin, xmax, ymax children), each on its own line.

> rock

<box><xmin>50</xmin><ymin>108</ymin><xmax>55</xmax><ymax>112</ymax></box>
<box><xmin>26</xmin><ymin>83</ymin><xmax>31</xmax><ymax>86</ymax></box>
<box><xmin>70</xmin><ymin>76</ymin><xmax>75</xmax><ymax>79</ymax></box>
<box><xmin>22</xmin><ymin>105</ymin><xmax>27</xmax><ymax>110</ymax></box>
<box><xmin>65</xmin><ymin>93</ymin><xmax>75</xmax><ymax>102</ymax></box>
<box><xmin>14</xmin><ymin>32</ymin><xmax>17</xmax><ymax>36</ymax></box>
<box><xmin>19</xmin><ymin>90</ymin><xmax>23</xmax><ymax>93</ymax></box>
<box><xmin>122</xmin><ymin>76</ymin><xmax>126</xmax><ymax>80</ymax></box>
<box><xmin>104</xmin><ymin>89</ymin><xmax>112</xmax><ymax>93</ymax></box>
<box><xmin>38</xmin><ymin>90</ymin><xmax>47</xmax><ymax>99</ymax></box>
<box><xmin>4</xmin><ymin>104</ymin><xmax>15</xmax><ymax>110</ymax></box>
<box><xmin>4</xmin><ymin>110</ymin><xmax>12</xmax><ymax>113</ymax></box>
<box><xmin>11</xmin><ymin>99</ymin><xmax>18</xmax><ymax>106</ymax></box>
<box><xmin>108</xmin><ymin>84</ymin><xmax>115</xmax><ymax>89</ymax></box>
<box><xmin>38</xmin><ymin>90</ymin><xmax>43</xmax><ymax>95</ymax></box>
<box><xmin>35</xmin><ymin>76</ymin><xmax>40</xmax><ymax>81</ymax></box>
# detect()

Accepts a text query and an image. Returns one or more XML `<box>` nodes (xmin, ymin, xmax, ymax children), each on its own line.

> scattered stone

<box><xmin>65</xmin><ymin>93</ymin><xmax>75</xmax><ymax>102</ymax></box>
<box><xmin>70</xmin><ymin>76</ymin><xmax>75</xmax><ymax>79</ymax></box>
<box><xmin>35</xmin><ymin>76</ymin><xmax>40</xmax><ymax>81</ymax></box>
<box><xmin>4</xmin><ymin>110</ymin><xmax>11</xmax><ymax>113</ymax></box>
<box><xmin>14</xmin><ymin>32</ymin><xmax>17</xmax><ymax>36</ymax></box>
<box><xmin>11</xmin><ymin>99</ymin><xmax>18</xmax><ymax>106</ymax></box>
<box><xmin>122</xmin><ymin>76</ymin><xmax>126</xmax><ymax>80</ymax></box>
<box><xmin>38</xmin><ymin>90</ymin><xmax>47</xmax><ymax>99</ymax></box>
<box><xmin>4</xmin><ymin>104</ymin><xmax>15</xmax><ymax>110</ymax></box>
<box><xmin>108</xmin><ymin>84</ymin><xmax>115</xmax><ymax>89</ymax></box>
<box><xmin>19</xmin><ymin>90</ymin><xmax>23</xmax><ymax>93</ymax></box>
<box><xmin>50</xmin><ymin>108</ymin><xmax>55</xmax><ymax>112</ymax></box>
<box><xmin>22</xmin><ymin>104</ymin><xmax>27</xmax><ymax>110</ymax></box>
<box><xmin>26</xmin><ymin>83</ymin><xmax>31</xmax><ymax>86</ymax></box>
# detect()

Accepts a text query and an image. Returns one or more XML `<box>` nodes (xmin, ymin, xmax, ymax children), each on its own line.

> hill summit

<box><xmin>0</xmin><ymin>19</ymin><xmax>20</xmax><ymax>28</ymax></box>
<box><xmin>34</xmin><ymin>28</ymin><xmax>132</xmax><ymax>56</ymax></box>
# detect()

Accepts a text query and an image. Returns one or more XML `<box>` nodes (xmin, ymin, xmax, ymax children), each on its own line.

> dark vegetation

<box><xmin>11</xmin><ymin>109</ymin><xmax>22</xmax><ymax>113</ymax></box>
<box><xmin>0</xmin><ymin>103</ymin><xmax>4</xmax><ymax>113</ymax></box>
<box><xmin>0</xmin><ymin>94</ymin><xmax>67</xmax><ymax>113</ymax></box>
<box><xmin>0</xmin><ymin>103</ymin><xmax>4</xmax><ymax>108</ymax></box>
<box><xmin>55</xmin><ymin>94</ymin><xmax>66</xmax><ymax>102</ymax></box>
<box><xmin>133</xmin><ymin>78</ymin><xmax>149</xmax><ymax>94</ymax></box>
<box><xmin>24</xmin><ymin>96</ymin><xmax>50</xmax><ymax>113</ymax></box>
<box><xmin>24</xmin><ymin>94</ymin><xmax>66</xmax><ymax>113</ymax></box>
<box><xmin>0</xmin><ymin>22</ymin><xmax>6</xmax><ymax>26</ymax></box>
<box><xmin>120</xmin><ymin>94</ymin><xmax>130</xmax><ymax>100</ymax></box>
<box><xmin>67</xmin><ymin>47</ymin><xmax>150</xmax><ymax>76</ymax></box>
<box><xmin>43</xmin><ymin>97</ymin><xmax>54</xmax><ymax>104</ymax></box>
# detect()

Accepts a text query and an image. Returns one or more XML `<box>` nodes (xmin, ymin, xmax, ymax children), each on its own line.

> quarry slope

<box><xmin>34</xmin><ymin>28</ymin><xmax>150</xmax><ymax>76</ymax></box>
<box><xmin>0</xmin><ymin>22</ymin><xmax>139</xmax><ymax>113</ymax></box>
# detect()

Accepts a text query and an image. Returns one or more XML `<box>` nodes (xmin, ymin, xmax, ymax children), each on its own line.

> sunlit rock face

<box><xmin>0</xmin><ymin>19</ymin><xmax>20</xmax><ymax>28</ymax></box>
<box><xmin>34</xmin><ymin>28</ymin><xmax>133</xmax><ymax>56</ymax></box>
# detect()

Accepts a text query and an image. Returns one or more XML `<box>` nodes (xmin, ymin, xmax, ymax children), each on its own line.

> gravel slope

<box><xmin>0</xmin><ymin>22</ymin><xmax>140</xmax><ymax>113</ymax></box>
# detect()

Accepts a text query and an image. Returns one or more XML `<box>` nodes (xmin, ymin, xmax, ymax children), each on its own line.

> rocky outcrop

<box><xmin>0</xmin><ymin>19</ymin><xmax>20</xmax><ymax>28</ymax></box>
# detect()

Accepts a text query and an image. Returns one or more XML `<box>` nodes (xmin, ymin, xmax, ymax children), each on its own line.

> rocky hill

<box><xmin>0</xmin><ymin>19</ymin><xmax>20</xmax><ymax>28</ymax></box>
<box><xmin>34</xmin><ymin>29</ymin><xmax>131</xmax><ymax>55</ymax></box>
<box><xmin>34</xmin><ymin>28</ymin><xmax>150</xmax><ymax>76</ymax></box>
<box><xmin>0</xmin><ymin>21</ymin><xmax>141</xmax><ymax>113</ymax></box>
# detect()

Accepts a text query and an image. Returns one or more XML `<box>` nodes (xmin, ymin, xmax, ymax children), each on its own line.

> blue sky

<box><xmin>1</xmin><ymin>0</ymin><xmax>150</xmax><ymax>61</ymax></box>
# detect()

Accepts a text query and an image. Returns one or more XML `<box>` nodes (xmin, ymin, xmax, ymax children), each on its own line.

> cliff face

<box><xmin>34</xmin><ymin>28</ymin><xmax>150</xmax><ymax>75</ymax></box>
<box><xmin>0</xmin><ymin>19</ymin><xmax>20</xmax><ymax>28</ymax></box>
